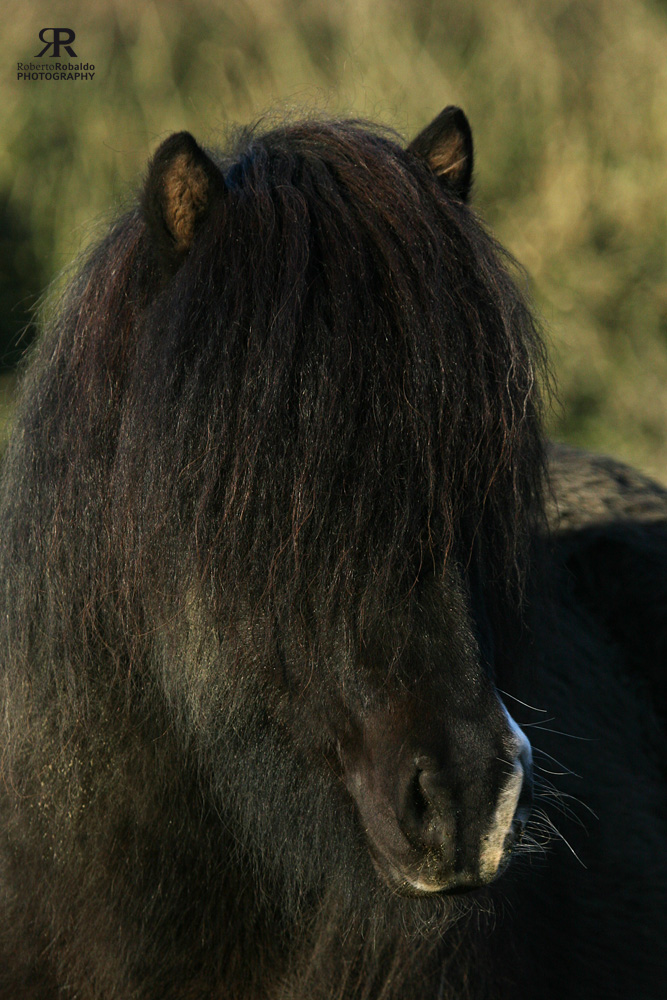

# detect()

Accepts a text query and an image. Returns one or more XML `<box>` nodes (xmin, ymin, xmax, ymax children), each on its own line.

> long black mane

<box><xmin>3</xmin><ymin>118</ymin><xmax>546</xmax><ymax>678</ymax></box>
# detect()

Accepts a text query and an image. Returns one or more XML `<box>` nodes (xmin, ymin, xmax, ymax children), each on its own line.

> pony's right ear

<box><xmin>408</xmin><ymin>106</ymin><xmax>474</xmax><ymax>202</ymax></box>
<box><xmin>142</xmin><ymin>131</ymin><xmax>226</xmax><ymax>275</ymax></box>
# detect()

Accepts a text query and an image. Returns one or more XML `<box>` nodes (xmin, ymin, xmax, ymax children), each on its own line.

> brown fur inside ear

<box><xmin>408</xmin><ymin>106</ymin><xmax>474</xmax><ymax>202</ymax></box>
<box><xmin>143</xmin><ymin>131</ymin><xmax>226</xmax><ymax>274</ymax></box>
<box><xmin>163</xmin><ymin>152</ymin><xmax>211</xmax><ymax>254</ymax></box>
<box><xmin>427</xmin><ymin>132</ymin><xmax>468</xmax><ymax>181</ymax></box>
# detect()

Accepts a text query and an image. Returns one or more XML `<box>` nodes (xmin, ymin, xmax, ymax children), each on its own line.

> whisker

<box><xmin>531</xmin><ymin>746</ymin><xmax>582</xmax><ymax>778</ymax></box>
<box><xmin>533</xmin><ymin>775</ymin><xmax>595</xmax><ymax>829</ymax></box>
<box><xmin>535</xmin><ymin>793</ymin><xmax>588</xmax><ymax>830</ymax></box>
<box><xmin>498</xmin><ymin>690</ymin><xmax>547</xmax><ymax>713</ymax></box>
<box><xmin>532</xmin><ymin>808</ymin><xmax>588</xmax><ymax>869</ymax></box>
<box><xmin>522</xmin><ymin>823</ymin><xmax>554</xmax><ymax>850</ymax></box>
<box><xmin>524</xmin><ymin>725</ymin><xmax>594</xmax><ymax>742</ymax></box>
<box><xmin>542</xmin><ymin>789</ymin><xmax>599</xmax><ymax>821</ymax></box>
<box><xmin>516</xmin><ymin>833</ymin><xmax>549</xmax><ymax>857</ymax></box>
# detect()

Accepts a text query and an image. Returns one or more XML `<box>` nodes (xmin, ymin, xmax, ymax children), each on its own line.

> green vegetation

<box><xmin>3</xmin><ymin>0</ymin><xmax>667</xmax><ymax>477</ymax></box>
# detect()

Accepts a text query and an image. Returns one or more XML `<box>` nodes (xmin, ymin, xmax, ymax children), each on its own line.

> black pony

<box><xmin>0</xmin><ymin>107</ymin><xmax>665</xmax><ymax>999</ymax></box>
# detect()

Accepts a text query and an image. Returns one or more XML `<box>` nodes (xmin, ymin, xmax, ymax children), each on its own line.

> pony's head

<box><xmin>9</xmin><ymin>108</ymin><xmax>544</xmax><ymax>905</ymax></box>
<box><xmin>138</xmin><ymin>107</ymin><xmax>542</xmax><ymax>896</ymax></box>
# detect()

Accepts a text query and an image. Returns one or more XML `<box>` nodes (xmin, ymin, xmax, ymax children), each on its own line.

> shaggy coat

<box><xmin>0</xmin><ymin>107</ymin><xmax>665</xmax><ymax>1000</ymax></box>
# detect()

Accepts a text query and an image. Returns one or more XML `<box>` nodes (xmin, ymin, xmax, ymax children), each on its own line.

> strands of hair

<box><xmin>7</xmin><ymin>117</ymin><xmax>546</xmax><ymax>674</ymax></box>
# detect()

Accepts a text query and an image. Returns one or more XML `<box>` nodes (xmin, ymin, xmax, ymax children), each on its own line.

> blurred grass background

<box><xmin>2</xmin><ymin>0</ymin><xmax>667</xmax><ymax>479</ymax></box>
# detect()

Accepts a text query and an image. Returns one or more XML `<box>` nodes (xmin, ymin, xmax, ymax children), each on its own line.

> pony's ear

<box><xmin>408</xmin><ymin>106</ymin><xmax>474</xmax><ymax>202</ymax></box>
<box><xmin>142</xmin><ymin>131</ymin><xmax>226</xmax><ymax>273</ymax></box>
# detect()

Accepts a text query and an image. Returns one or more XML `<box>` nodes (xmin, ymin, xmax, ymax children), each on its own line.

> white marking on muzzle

<box><xmin>479</xmin><ymin>706</ymin><xmax>531</xmax><ymax>880</ymax></box>
<box><xmin>404</xmin><ymin>876</ymin><xmax>445</xmax><ymax>894</ymax></box>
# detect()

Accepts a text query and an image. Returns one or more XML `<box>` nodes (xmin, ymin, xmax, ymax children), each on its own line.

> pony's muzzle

<box><xmin>344</xmin><ymin>706</ymin><xmax>533</xmax><ymax>895</ymax></box>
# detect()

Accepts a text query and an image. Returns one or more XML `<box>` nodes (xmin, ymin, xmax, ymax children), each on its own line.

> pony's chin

<box><xmin>368</xmin><ymin>848</ymin><xmax>489</xmax><ymax>898</ymax></box>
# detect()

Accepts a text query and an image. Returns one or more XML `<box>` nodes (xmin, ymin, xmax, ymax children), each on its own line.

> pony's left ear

<box><xmin>142</xmin><ymin>131</ymin><xmax>227</xmax><ymax>274</ymax></box>
<box><xmin>408</xmin><ymin>106</ymin><xmax>474</xmax><ymax>202</ymax></box>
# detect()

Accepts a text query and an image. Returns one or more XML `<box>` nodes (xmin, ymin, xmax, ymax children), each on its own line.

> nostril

<box><xmin>417</xmin><ymin>767</ymin><xmax>446</xmax><ymax>805</ymax></box>
<box><xmin>410</xmin><ymin>768</ymin><xmax>428</xmax><ymax>824</ymax></box>
<box><xmin>398</xmin><ymin>762</ymin><xmax>430</xmax><ymax>840</ymax></box>
<box><xmin>398</xmin><ymin>761</ymin><xmax>454</xmax><ymax>851</ymax></box>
